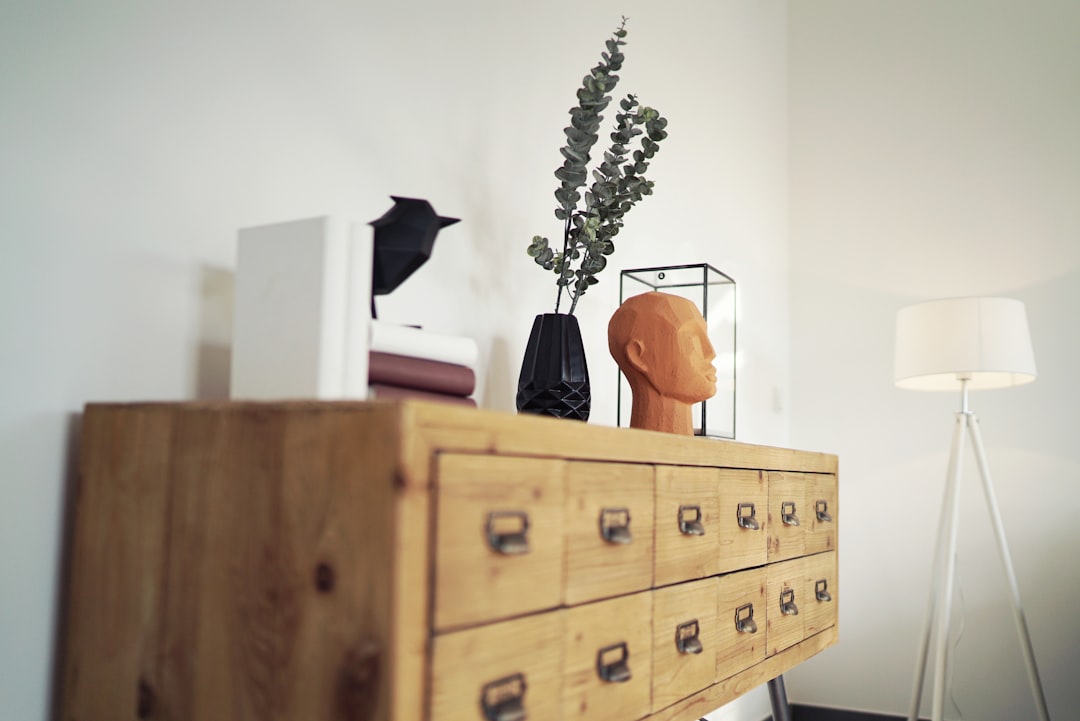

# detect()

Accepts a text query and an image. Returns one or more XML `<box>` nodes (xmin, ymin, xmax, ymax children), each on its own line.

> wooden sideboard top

<box><xmin>82</xmin><ymin>399</ymin><xmax>838</xmax><ymax>483</ymax></box>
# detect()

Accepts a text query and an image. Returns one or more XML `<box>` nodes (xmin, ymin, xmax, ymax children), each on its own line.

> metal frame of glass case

<box><xmin>617</xmin><ymin>263</ymin><xmax>737</xmax><ymax>439</ymax></box>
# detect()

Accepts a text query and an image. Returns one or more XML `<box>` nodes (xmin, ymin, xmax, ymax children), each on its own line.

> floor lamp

<box><xmin>894</xmin><ymin>296</ymin><xmax>1051</xmax><ymax>721</ymax></box>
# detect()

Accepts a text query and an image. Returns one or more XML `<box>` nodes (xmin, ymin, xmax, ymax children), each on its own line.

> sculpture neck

<box><xmin>629</xmin><ymin>392</ymin><xmax>695</xmax><ymax>436</ymax></box>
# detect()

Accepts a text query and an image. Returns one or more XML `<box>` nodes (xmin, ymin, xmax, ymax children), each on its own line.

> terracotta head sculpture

<box><xmin>608</xmin><ymin>292</ymin><xmax>717</xmax><ymax>435</ymax></box>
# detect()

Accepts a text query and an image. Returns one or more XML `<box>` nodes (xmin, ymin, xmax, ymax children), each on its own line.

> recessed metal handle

<box><xmin>781</xmin><ymin>501</ymin><xmax>799</xmax><ymax>527</ymax></box>
<box><xmin>486</xmin><ymin>511</ymin><xmax>530</xmax><ymax>555</ymax></box>
<box><xmin>596</xmin><ymin>641</ymin><xmax>631</xmax><ymax>683</ymax></box>
<box><xmin>737</xmin><ymin>502</ymin><xmax>760</xmax><ymax>531</ymax></box>
<box><xmin>675</xmin><ymin>619</ymin><xmax>703</xmax><ymax>655</ymax></box>
<box><xmin>780</xmin><ymin>588</ymin><xmax>799</xmax><ymax>616</ymax></box>
<box><xmin>734</xmin><ymin>603</ymin><xmax>758</xmax><ymax>634</ymax></box>
<box><xmin>599</xmin><ymin>507</ymin><xmax>632</xmax><ymax>545</ymax></box>
<box><xmin>678</xmin><ymin>504</ymin><xmax>705</xmax><ymax>536</ymax></box>
<box><xmin>480</xmin><ymin>673</ymin><xmax>527</xmax><ymax>721</ymax></box>
<box><xmin>815</xmin><ymin>578</ymin><xmax>832</xmax><ymax>602</ymax></box>
<box><xmin>815</xmin><ymin>499</ymin><xmax>832</xmax><ymax>523</ymax></box>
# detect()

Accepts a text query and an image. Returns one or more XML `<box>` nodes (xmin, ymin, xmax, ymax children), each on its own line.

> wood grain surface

<box><xmin>60</xmin><ymin>400</ymin><xmax>839</xmax><ymax>721</ymax></box>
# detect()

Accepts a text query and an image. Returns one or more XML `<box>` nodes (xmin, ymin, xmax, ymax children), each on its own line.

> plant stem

<box><xmin>554</xmin><ymin>214</ymin><xmax>573</xmax><ymax>313</ymax></box>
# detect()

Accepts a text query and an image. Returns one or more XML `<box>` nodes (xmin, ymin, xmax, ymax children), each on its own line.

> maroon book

<box><xmin>368</xmin><ymin>383</ymin><xmax>477</xmax><ymax>407</ymax></box>
<box><xmin>368</xmin><ymin>351</ymin><xmax>476</xmax><ymax>397</ymax></box>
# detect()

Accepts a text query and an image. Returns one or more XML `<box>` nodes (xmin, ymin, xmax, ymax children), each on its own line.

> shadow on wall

<box><xmin>484</xmin><ymin>335</ymin><xmax>515</xmax><ymax>413</ymax></box>
<box><xmin>48</xmin><ymin>412</ymin><xmax>82</xmax><ymax>721</ymax></box>
<box><xmin>993</xmin><ymin>267</ymin><xmax>1080</xmax><ymax>456</ymax></box>
<box><xmin>196</xmin><ymin>265</ymin><xmax>234</xmax><ymax>400</ymax></box>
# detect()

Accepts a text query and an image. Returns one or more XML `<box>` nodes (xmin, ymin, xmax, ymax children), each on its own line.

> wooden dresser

<box><xmin>60</xmin><ymin>400</ymin><xmax>838</xmax><ymax>721</ymax></box>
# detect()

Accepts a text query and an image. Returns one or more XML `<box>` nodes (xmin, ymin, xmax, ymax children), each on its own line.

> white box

<box><xmin>230</xmin><ymin>216</ymin><xmax>372</xmax><ymax>399</ymax></box>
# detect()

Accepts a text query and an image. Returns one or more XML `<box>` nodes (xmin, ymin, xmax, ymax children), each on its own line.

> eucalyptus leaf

<box><xmin>554</xmin><ymin>166</ymin><xmax>587</xmax><ymax>185</ymax></box>
<box><xmin>564</xmin><ymin>126</ymin><xmax>592</xmax><ymax>145</ymax></box>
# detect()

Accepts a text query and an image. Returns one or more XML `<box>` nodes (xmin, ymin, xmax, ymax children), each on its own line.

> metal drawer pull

<box><xmin>736</xmin><ymin>502</ymin><xmax>759</xmax><ymax>531</ymax></box>
<box><xmin>481</xmin><ymin>673</ymin><xmax>527</xmax><ymax>721</ymax></box>
<box><xmin>815</xmin><ymin>499</ymin><xmax>832</xmax><ymax>523</ymax></box>
<box><xmin>596</xmin><ymin>641</ymin><xmax>631</xmax><ymax>683</ymax></box>
<box><xmin>735</xmin><ymin>603</ymin><xmax>758</xmax><ymax>634</ymax></box>
<box><xmin>599</xmin><ymin>507</ymin><xmax>632</xmax><ymax>545</ymax></box>
<box><xmin>781</xmin><ymin>501</ymin><xmax>800</xmax><ymax>526</ymax></box>
<box><xmin>815</xmin><ymin>579</ymin><xmax>832</xmax><ymax>602</ymax></box>
<box><xmin>675</xmin><ymin>619</ymin><xmax>703</xmax><ymax>655</ymax></box>
<box><xmin>486</xmin><ymin>511</ymin><xmax>530</xmax><ymax>555</ymax></box>
<box><xmin>678</xmin><ymin>504</ymin><xmax>705</xmax><ymax>536</ymax></box>
<box><xmin>780</xmin><ymin>588</ymin><xmax>799</xmax><ymax>616</ymax></box>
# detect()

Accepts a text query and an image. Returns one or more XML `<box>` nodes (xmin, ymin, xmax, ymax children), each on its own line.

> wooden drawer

<box><xmin>804</xmin><ymin>551</ymin><xmax>838</xmax><ymax>637</ymax></box>
<box><xmin>564</xmin><ymin>591</ymin><xmax>653</xmax><ymax>721</ymax></box>
<box><xmin>716</xmin><ymin>469</ymin><xmax>768</xmax><ymax>573</ymax></box>
<box><xmin>651</xmin><ymin>578</ymin><xmax>719</xmax><ymax>712</ymax></box>
<box><xmin>806</xmin><ymin>474</ymin><xmax>837</xmax><ymax>555</ymax></box>
<box><xmin>767</xmin><ymin>472</ymin><xmax>807</xmax><ymax>562</ymax></box>
<box><xmin>565</xmin><ymin>462</ymin><xmax>654</xmax><ymax>605</ymax></box>
<box><xmin>434</xmin><ymin>454</ymin><xmax>565</xmax><ymax>629</ymax></box>
<box><xmin>654</xmin><ymin>466</ymin><xmax>720</xmax><ymax>586</ymax></box>
<box><xmin>430</xmin><ymin>611</ymin><xmax>564</xmax><ymax>721</ymax></box>
<box><xmin>716</xmin><ymin>567</ymin><xmax>767</xmax><ymax>681</ymax></box>
<box><xmin>766</xmin><ymin>557</ymin><xmax>806</xmax><ymax>656</ymax></box>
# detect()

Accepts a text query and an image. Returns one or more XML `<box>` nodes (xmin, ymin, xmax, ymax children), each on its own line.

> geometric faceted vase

<box><xmin>516</xmin><ymin>313</ymin><xmax>591</xmax><ymax>421</ymax></box>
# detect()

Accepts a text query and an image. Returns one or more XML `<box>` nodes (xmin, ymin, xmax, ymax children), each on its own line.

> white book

<box><xmin>369</xmin><ymin>320</ymin><xmax>479</xmax><ymax>369</ymax></box>
<box><xmin>231</xmin><ymin>216</ymin><xmax>372</xmax><ymax>399</ymax></box>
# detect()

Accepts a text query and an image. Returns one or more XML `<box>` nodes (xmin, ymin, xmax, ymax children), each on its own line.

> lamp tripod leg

<box><xmin>967</xmin><ymin>414</ymin><xmax>1053</xmax><ymax>721</ymax></box>
<box><xmin>930</xmin><ymin>413</ymin><xmax>967</xmax><ymax>721</ymax></box>
<box><xmin>907</xmin><ymin>414</ymin><xmax>964</xmax><ymax>721</ymax></box>
<box><xmin>908</xmin><ymin>413</ymin><xmax>967</xmax><ymax>721</ymax></box>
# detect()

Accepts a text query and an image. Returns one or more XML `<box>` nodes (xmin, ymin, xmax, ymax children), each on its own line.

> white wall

<box><xmin>0</xmin><ymin>2</ymin><xmax>789</xmax><ymax>720</ymax></box>
<box><xmin>788</xmin><ymin>1</ymin><xmax>1080</xmax><ymax>719</ymax></box>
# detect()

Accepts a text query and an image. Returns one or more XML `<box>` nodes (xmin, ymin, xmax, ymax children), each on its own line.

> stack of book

<box><xmin>367</xmin><ymin>320</ymin><xmax>479</xmax><ymax>407</ymax></box>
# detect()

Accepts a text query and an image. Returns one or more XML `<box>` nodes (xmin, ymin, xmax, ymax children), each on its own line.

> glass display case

<box><xmin>618</xmin><ymin>264</ymin><xmax>736</xmax><ymax>438</ymax></box>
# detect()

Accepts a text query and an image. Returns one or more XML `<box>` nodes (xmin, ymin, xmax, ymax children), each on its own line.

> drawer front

<box><xmin>564</xmin><ymin>592</ymin><xmax>653</xmax><ymax>721</ymax></box>
<box><xmin>565</xmin><ymin>462</ymin><xmax>654</xmax><ymax>605</ymax></box>
<box><xmin>716</xmin><ymin>567</ymin><xmax>767</xmax><ymax>681</ymax></box>
<box><xmin>651</xmin><ymin>578</ymin><xmax>719</xmax><ymax>711</ymax></box>
<box><xmin>767</xmin><ymin>472</ymin><xmax>807</xmax><ymax>563</ymax></box>
<box><xmin>804</xmin><ymin>551</ymin><xmax>838</xmax><ymax>637</ymax></box>
<box><xmin>716</xmin><ymin>469</ymin><xmax>768</xmax><ymax>573</ymax></box>
<box><xmin>766</xmin><ymin>557</ymin><xmax>806</xmax><ymax>656</ymax></box>
<box><xmin>654</xmin><ymin>466</ymin><xmax>720</xmax><ymax>586</ymax></box>
<box><xmin>805</xmin><ymin>474</ymin><xmax>837</xmax><ymax>555</ymax></box>
<box><xmin>431</xmin><ymin>611</ymin><xmax>564</xmax><ymax>721</ymax></box>
<box><xmin>434</xmin><ymin>454</ymin><xmax>565</xmax><ymax>630</ymax></box>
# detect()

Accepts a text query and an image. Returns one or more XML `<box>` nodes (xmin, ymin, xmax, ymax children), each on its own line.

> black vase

<box><xmin>516</xmin><ymin>313</ymin><xmax>591</xmax><ymax>421</ymax></box>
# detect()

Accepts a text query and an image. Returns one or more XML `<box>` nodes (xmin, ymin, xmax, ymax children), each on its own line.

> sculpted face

<box><xmin>608</xmin><ymin>292</ymin><xmax>717</xmax><ymax>404</ymax></box>
<box><xmin>647</xmin><ymin>303</ymin><xmax>717</xmax><ymax>404</ymax></box>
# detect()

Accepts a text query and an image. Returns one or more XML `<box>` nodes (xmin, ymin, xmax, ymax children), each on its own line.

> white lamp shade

<box><xmin>894</xmin><ymin>296</ymin><xmax>1037</xmax><ymax>391</ymax></box>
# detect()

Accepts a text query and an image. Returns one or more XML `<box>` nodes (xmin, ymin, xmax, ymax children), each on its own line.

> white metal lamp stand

<box><xmin>894</xmin><ymin>297</ymin><xmax>1051</xmax><ymax>721</ymax></box>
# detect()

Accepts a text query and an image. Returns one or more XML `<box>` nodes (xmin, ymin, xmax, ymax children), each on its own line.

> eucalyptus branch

<box><xmin>527</xmin><ymin>17</ymin><xmax>668</xmax><ymax>316</ymax></box>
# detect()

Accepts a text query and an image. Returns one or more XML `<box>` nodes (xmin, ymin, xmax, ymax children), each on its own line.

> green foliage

<box><xmin>528</xmin><ymin>17</ymin><xmax>669</xmax><ymax>315</ymax></box>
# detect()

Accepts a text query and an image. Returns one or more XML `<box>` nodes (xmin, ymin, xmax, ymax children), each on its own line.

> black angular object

<box><xmin>516</xmin><ymin>313</ymin><xmax>591</xmax><ymax>421</ymax></box>
<box><xmin>369</xmin><ymin>196</ymin><xmax>459</xmax><ymax>296</ymax></box>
